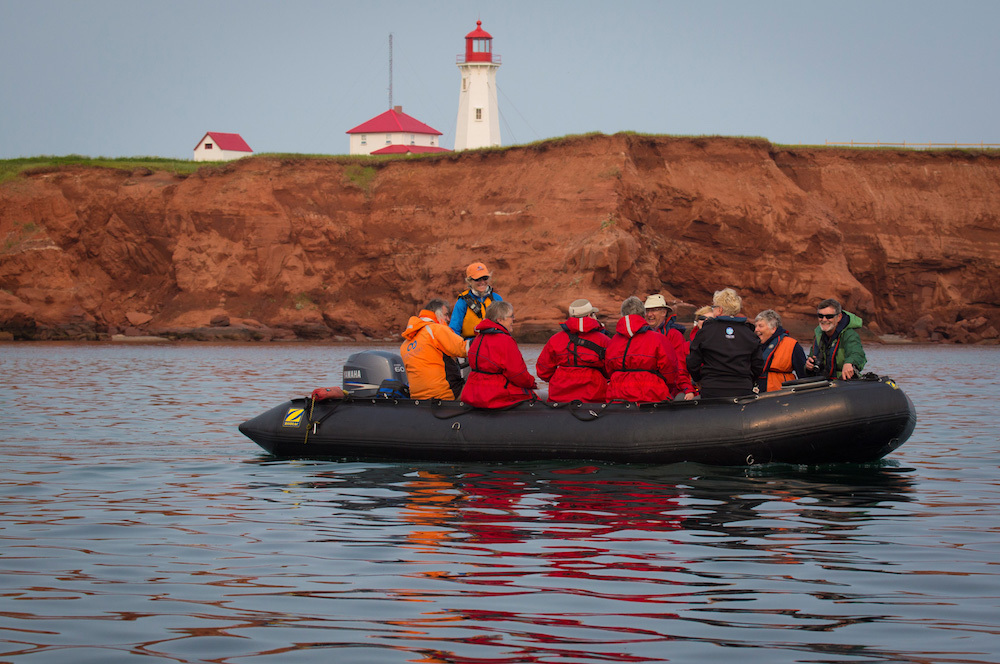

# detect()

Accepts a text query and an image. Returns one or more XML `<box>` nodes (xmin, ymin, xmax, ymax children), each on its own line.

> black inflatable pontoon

<box><xmin>239</xmin><ymin>375</ymin><xmax>916</xmax><ymax>466</ymax></box>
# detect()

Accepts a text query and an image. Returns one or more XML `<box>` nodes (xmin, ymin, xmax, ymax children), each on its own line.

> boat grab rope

<box><xmin>303</xmin><ymin>396</ymin><xmax>347</xmax><ymax>443</ymax></box>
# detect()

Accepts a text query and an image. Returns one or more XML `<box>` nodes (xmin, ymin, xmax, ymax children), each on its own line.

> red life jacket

<box><xmin>605</xmin><ymin>315</ymin><xmax>680</xmax><ymax>403</ymax></box>
<box><xmin>460</xmin><ymin>319</ymin><xmax>538</xmax><ymax>408</ymax></box>
<box><xmin>536</xmin><ymin>315</ymin><xmax>611</xmax><ymax>403</ymax></box>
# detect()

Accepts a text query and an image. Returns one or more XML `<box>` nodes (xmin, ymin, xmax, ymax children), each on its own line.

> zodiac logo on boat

<box><xmin>282</xmin><ymin>407</ymin><xmax>305</xmax><ymax>428</ymax></box>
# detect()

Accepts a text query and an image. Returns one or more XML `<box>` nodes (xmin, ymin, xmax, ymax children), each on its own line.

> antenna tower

<box><xmin>388</xmin><ymin>33</ymin><xmax>393</xmax><ymax>109</ymax></box>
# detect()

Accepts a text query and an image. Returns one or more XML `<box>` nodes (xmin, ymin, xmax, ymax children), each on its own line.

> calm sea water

<box><xmin>2</xmin><ymin>342</ymin><xmax>999</xmax><ymax>663</ymax></box>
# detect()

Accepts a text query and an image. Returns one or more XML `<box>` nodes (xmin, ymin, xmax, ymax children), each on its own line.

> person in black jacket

<box><xmin>686</xmin><ymin>288</ymin><xmax>764</xmax><ymax>398</ymax></box>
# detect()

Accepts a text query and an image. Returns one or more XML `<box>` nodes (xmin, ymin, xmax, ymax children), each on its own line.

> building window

<box><xmin>475</xmin><ymin>108</ymin><xmax>483</xmax><ymax>121</ymax></box>
<box><xmin>431</xmin><ymin>138</ymin><xmax>436</xmax><ymax>146</ymax></box>
<box><xmin>386</xmin><ymin>134</ymin><xmax>391</xmax><ymax>144</ymax></box>
<box><xmin>410</xmin><ymin>134</ymin><xmax>415</xmax><ymax>145</ymax></box>
<box><xmin>205</xmin><ymin>143</ymin><xmax>213</xmax><ymax>150</ymax></box>
<box><xmin>462</xmin><ymin>78</ymin><xmax>468</xmax><ymax>91</ymax></box>
<box><xmin>360</xmin><ymin>134</ymin><xmax>367</xmax><ymax>145</ymax></box>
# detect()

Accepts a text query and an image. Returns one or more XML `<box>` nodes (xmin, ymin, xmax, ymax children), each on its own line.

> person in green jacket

<box><xmin>805</xmin><ymin>298</ymin><xmax>867</xmax><ymax>380</ymax></box>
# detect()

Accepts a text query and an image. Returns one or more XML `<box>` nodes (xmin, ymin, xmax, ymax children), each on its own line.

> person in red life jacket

<box><xmin>536</xmin><ymin>298</ymin><xmax>612</xmax><ymax>403</ymax></box>
<box><xmin>400</xmin><ymin>298</ymin><xmax>468</xmax><ymax>400</ymax></box>
<box><xmin>644</xmin><ymin>294</ymin><xmax>696</xmax><ymax>399</ymax></box>
<box><xmin>460</xmin><ymin>301</ymin><xmax>538</xmax><ymax>408</ymax></box>
<box><xmin>753</xmin><ymin>309</ymin><xmax>807</xmax><ymax>392</ymax></box>
<box><xmin>643</xmin><ymin>293</ymin><xmax>687</xmax><ymax>336</ymax></box>
<box><xmin>449</xmin><ymin>262</ymin><xmax>504</xmax><ymax>340</ymax></box>
<box><xmin>605</xmin><ymin>296</ymin><xmax>684</xmax><ymax>403</ymax></box>
<box><xmin>686</xmin><ymin>288</ymin><xmax>764</xmax><ymax>398</ymax></box>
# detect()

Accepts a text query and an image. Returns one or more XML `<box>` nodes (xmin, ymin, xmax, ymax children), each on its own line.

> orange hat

<box><xmin>466</xmin><ymin>262</ymin><xmax>490</xmax><ymax>279</ymax></box>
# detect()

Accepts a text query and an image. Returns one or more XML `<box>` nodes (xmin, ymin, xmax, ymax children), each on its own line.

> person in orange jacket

<box><xmin>400</xmin><ymin>299</ymin><xmax>468</xmax><ymax>400</ymax></box>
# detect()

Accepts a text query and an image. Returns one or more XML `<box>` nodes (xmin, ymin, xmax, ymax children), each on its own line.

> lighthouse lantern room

<box><xmin>454</xmin><ymin>20</ymin><xmax>501</xmax><ymax>151</ymax></box>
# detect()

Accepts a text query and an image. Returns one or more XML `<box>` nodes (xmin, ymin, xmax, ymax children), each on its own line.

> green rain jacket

<box><xmin>809</xmin><ymin>310</ymin><xmax>867</xmax><ymax>379</ymax></box>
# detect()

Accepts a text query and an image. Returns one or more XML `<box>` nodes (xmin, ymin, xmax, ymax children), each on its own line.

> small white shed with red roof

<box><xmin>193</xmin><ymin>132</ymin><xmax>253</xmax><ymax>162</ymax></box>
<box><xmin>346</xmin><ymin>106</ymin><xmax>448</xmax><ymax>156</ymax></box>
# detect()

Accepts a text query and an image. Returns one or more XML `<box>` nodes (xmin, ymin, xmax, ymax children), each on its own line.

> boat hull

<box><xmin>238</xmin><ymin>377</ymin><xmax>916</xmax><ymax>466</ymax></box>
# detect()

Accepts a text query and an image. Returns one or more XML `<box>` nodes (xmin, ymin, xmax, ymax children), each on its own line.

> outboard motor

<box><xmin>342</xmin><ymin>351</ymin><xmax>409</xmax><ymax>398</ymax></box>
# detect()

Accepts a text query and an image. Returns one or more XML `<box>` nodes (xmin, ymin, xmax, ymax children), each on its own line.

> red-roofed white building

<box><xmin>193</xmin><ymin>132</ymin><xmax>253</xmax><ymax>162</ymax></box>
<box><xmin>346</xmin><ymin>106</ymin><xmax>447</xmax><ymax>156</ymax></box>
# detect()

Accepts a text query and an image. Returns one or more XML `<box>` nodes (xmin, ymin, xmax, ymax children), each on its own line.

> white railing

<box><xmin>456</xmin><ymin>54</ymin><xmax>501</xmax><ymax>64</ymax></box>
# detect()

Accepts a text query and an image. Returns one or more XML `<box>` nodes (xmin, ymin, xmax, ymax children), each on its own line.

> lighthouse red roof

<box><xmin>346</xmin><ymin>107</ymin><xmax>442</xmax><ymax>136</ymax></box>
<box><xmin>460</xmin><ymin>20</ymin><xmax>499</xmax><ymax>64</ymax></box>
<box><xmin>465</xmin><ymin>20</ymin><xmax>492</xmax><ymax>39</ymax></box>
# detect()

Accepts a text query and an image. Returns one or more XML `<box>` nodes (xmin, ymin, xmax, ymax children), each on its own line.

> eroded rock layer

<box><xmin>2</xmin><ymin>134</ymin><xmax>998</xmax><ymax>343</ymax></box>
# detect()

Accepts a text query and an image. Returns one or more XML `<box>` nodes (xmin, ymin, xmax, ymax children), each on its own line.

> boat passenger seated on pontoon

<box><xmin>460</xmin><ymin>301</ymin><xmax>538</xmax><ymax>408</ymax></box>
<box><xmin>686</xmin><ymin>288</ymin><xmax>763</xmax><ymax>398</ymax></box>
<box><xmin>536</xmin><ymin>298</ymin><xmax>611</xmax><ymax>403</ymax></box>
<box><xmin>605</xmin><ymin>296</ymin><xmax>685</xmax><ymax>404</ymax></box>
<box><xmin>400</xmin><ymin>298</ymin><xmax>468</xmax><ymax>400</ymax></box>
<box><xmin>754</xmin><ymin>309</ymin><xmax>807</xmax><ymax>392</ymax></box>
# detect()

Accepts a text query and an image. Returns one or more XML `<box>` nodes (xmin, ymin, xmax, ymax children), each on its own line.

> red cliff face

<box><xmin>1</xmin><ymin>134</ymin><xmax>999</xmax><ymax>344</ymax></box>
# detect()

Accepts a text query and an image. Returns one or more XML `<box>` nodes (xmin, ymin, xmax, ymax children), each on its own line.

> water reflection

<box><xmin>228</xmin><ymin>462</ymin><xmax>919</xmax><ymax>662</ymax></box>
<box><xmin>3</xmin><ymin>343</ymin><xmax>998</xmax><ymax>664</ymax></box>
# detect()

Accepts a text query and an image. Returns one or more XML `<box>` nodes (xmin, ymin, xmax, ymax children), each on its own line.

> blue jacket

<box><xmin>449</xmin><ymin>288</ymin><xmax>503</xmax><ymax>338</ymax></box>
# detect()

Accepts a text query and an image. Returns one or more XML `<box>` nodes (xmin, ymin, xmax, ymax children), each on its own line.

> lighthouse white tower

<box><xmin>454</xmin><ymin>20</ymin><xmax>501</xmax><ymax>151</ymax></box>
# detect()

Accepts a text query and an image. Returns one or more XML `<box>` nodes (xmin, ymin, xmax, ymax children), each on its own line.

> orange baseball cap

<box><xmin>466</xmin><ymin>262</ymin><xmax>490</xmax><ymax>279</ymax></box>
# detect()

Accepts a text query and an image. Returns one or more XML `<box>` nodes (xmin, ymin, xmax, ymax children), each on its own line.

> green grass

<box><xmin>6</xmin><ymin>134</ymin><xmax>994</xmax><ymax>187</ymax></box>
<box><xmin>0</xmin><ymin>155</ymin><xmax>206</xmax><ymax>184</ymax></box>
<box><xmin>342</xmin><ymin>164</ymin><xmax>378</xmax><ymax>194</ymax></box>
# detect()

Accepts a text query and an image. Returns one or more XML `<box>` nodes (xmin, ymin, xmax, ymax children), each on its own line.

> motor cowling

<box><xmin>342</xmin><ymin>350</ymin><xmax>409</xmax><ymax>397</ymax></box>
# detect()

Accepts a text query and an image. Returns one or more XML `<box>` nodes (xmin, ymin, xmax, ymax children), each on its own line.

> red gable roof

<box><xmin>370</xmin><ymin>145</ymin><xmax>451</xmax><ymax>155</ymax></box>
<box><xmin>195</xmin><ymin>132</ymin><xmax>252</xmax><ymax>152</ymax></box>
<box><xmin>346</xmin><ymin>108</ymin><xmax>442</xmax><ymax>136</ymax></box>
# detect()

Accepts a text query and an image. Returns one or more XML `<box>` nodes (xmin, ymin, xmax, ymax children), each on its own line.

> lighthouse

<box><xmin>454</xmin><ymin>20</ymin><xmax>501</xmax><ymax>151</ymax></box>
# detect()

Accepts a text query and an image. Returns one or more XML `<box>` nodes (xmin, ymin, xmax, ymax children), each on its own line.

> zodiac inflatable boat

<box><xmin>238</xmin><ymin>352</ymin><xmax>917</xmax><ymax>466</ymax></box>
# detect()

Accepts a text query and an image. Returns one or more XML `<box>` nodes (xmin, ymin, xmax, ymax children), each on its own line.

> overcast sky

<box><xmin>2</xmin><ymin>0</ymin><xmax>998</xmax><ymax>159</ymax></box>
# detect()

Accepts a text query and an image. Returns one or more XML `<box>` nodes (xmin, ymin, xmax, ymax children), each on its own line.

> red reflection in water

<box><xmin>391</xmin><ymin>467</ymin><xmax>687</xmax><ymax>662</ymax></box>
<box><xmin>404</xmin><ymin>467</ymin><xmax>687</xmax><ymax>548</ymax></box>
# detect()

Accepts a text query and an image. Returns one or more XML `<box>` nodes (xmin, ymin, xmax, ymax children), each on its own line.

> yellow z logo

<box><xmin>282</xmin><ymin>408</ymin><xmax>305</xmax><ymax>427</ymax></box>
